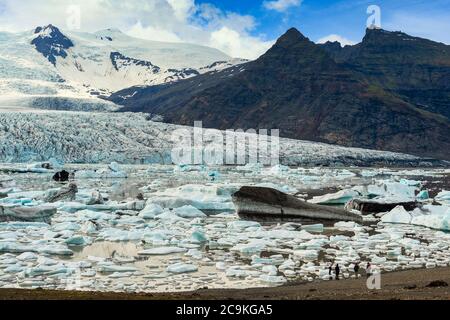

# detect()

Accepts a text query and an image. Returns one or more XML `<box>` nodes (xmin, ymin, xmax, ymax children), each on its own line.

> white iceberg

<box><xmin>381</xmin><ymin>206</ymin><xmax>412</xmax><ymax>224</ymax></box>
<box><xmin>138</xmin><ymin>247</ymin><xmax>187</xmax><ymax>256</ymax></box>
<box><xmin>173</xmin><ymin>205</ymin><xmax>206</xmax><ymax>218</ymax></box>
<box><xmin>166</xmin><ymin>263</ymin><xmax>198</xmax><ymax>274</ymax></box>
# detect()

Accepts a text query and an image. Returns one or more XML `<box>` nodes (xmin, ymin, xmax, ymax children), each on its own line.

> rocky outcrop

<box><xmin>345</xmin><ymin>199</ymin><xmax>419</xmax><ymax>214</ymax></box>
<box><xmin>232</xmin><ymin>186</ymin><xmax>362</xmax><ymax>223</ymax></box>
<box><xmin>45</xmin><ymin>183</ymin><xmax>78</xmax><ymax>203</ymax></box>
<box><xmin>0</xmin><ymin>205</ymin><xmax>56</xmax><ymax>223</ymax></box>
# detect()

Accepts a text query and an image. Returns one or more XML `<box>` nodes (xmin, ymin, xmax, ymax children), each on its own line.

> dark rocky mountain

<box><xmin>31</xmin><ymin>25</ymin><xmax>74</xmax><ymax>65</ymax></box>
<box><xmin>111</xmin><ymin>28</ymin><xmax>450</xmax><ymax>160</ymax></box>
<box><xmin>320</xmin><ymin>28</ymin><xmax>450</xmax><ymax>120</ymax></box>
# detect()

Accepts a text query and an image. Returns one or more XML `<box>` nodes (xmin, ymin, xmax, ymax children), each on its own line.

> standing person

<box><xmin>366</xmin><ymin>262</ymin><xmax>372</xmax><ymax>278</ymax></box>
<box><xmin>335</xmin><ymin>264</ymin><xmax>340</xmax><ymax>280</ymax></box>
<box><xmin>354</xmin><ymin>262</ymin><xmax>360</xmax><ymax>277</ymax></box>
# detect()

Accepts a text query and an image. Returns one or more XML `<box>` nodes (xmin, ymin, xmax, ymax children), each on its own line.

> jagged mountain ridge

<box><xmin>111</xmin><ymin>28</ymin><xmax>450</xmax><ymax>160</ymax></box>
<box><xmin>0</xmin><ymin>25</ymin><xmax>246</xmax><ymax>109</ymax></box>
<box><xmin>319</xmin><ymin>28</ymin><xmax>450</xmax><ymax>120</ymax></box>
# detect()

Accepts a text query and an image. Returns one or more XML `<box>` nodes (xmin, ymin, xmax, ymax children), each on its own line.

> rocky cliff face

<box><xmin>321</xmin><ymin>28</ymin><xmax>450</xmax><ymax>119</ymax></box>
<box><xmin>112</xmin><ymin>28</ymin><xmax>450</xmax><ymax>160</ymax></box>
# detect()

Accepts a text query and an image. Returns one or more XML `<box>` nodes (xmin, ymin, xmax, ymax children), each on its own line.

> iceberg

<box><xmin>138</xmin><ymin>247</ymin><xmax>187</xmax><ymax>256</ymax></box>
<box><xmin>416</xmin><ymin>190</ymin><xmax>429</xmax><ymax>200</ymax></box>
<box><xmin>173</xmin><ymin>205</ymin><xmax>206</xmax><ymax>218</ymax></box>
<box><xmin>138</xmin><ymin>203</ymin><xmax>164</xmax><ymax>219</ymax></box>
<box><xmin>97</xmin><ymin>265</ymin><xmax>138</xmax><ymax>273</ymax></box>
<box><xmin>381</xmin><ymin>206</ymin><xmax>412</xmax><ymax>224</ymax></box>
<box><xmin>166</xmin><ymin>263</ymin><xmax>198</xmax><ymax>274</ymax></box>
<box><xmin>259</xmin><ymin>275</ymin><xmax>287</xmax><ymax>284</ymax></box>
<box><xmin>435</xmin><ymin>190</ymin><xmax>450</xmax><ymax>205</ymax></box>
<box><xmin>309</xmin><ymin>190</ymin><xmax>360</xmax><ymax>205</ymax></box>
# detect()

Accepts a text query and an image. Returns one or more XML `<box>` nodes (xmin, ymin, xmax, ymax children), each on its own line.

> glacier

<box><xmin>0</xmin><ymin>110</ymin><xmax>437</xmax><ymax>166</ymax></box>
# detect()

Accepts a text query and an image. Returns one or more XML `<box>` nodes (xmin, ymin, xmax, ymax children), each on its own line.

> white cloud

<box><xmin>0</xmin><ymin>0</ymin><xmax>273</xmax><ymax>59</ymax></box>
<box><xmin>210</xmin><ymin>27</ymin><xmax>274</xmax><ymax>60</ymax></box>
<box><xmin>317</xmin><ymin>34</ymin><xmax>356</xmax><ymax>47</ymax></box>
<box><xmin>263</xmin><ymin>0</ymin><xmax>302</xmax><ymax>13</ymax></box>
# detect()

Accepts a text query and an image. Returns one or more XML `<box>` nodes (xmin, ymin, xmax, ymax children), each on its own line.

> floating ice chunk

<box><xmin>59</xmin><ymin>202</ymin><xmax>88</xmax><ymax>213</ymax></box>
<box><xmin>16</xmin><ymin>252</ymin><xmax>38</xmax><ymax>261</ymax></box>
<box><xmin>301</xmin><ymin>224</ymin><xmax>324</xmax><ymax>233</ymax></box>
<box><xmin>0</xmin><ymin>242</ymin><xmax>72</xmax><ymax>256</ymax></box>
<box><xmin>65</xmin><ymin>235</ymin><xmax>92</xmax><ymax>246</ymax></box>
<box><xmin>416</xmin><ymin>190</ymin><xmax>429</xmax><ymax>200</ymax></box>
<box><xmin>251</xmin><ymin>255</ymin><xmax>285</xmax><ymax>266</ymax></box>
<box><xmin>334</xmin><ymin>221</ymin><xmax>360</xmax><ymax>230</ymax></box>
<box><xmin>227</xmin><ymin>221</ymin><xmax>261</xmax><ymax>230</ymax></box>
<box><xmin>5</xmin><ymin>264</ymin><xmax>25</xmax><ymax>273</ymax></box>
<box><xmin>360</xmin><ymin>170</ymin><xmax>379</xmax><ymax>177</ymax></box>
<box><xmin>411</xmin><ymin>211</ymin><xmax>450</xmax><ymax>231</ymax></box>
<box><xmin>97</xmin><ymin>265</ymin><xmax>138</xmax><ymax>273</ymax></box>
<box><xmin>261</xmin><ymin>265</ymin><xmax>278</xmax><ymax>276</ymax></box>
<box><xmin>226</xmin><ymin>266</ymin><xmax>260</xmax><ymax>278</ymax></box>
<box><xmin>148</xmin><ymin>184</ymin><xmax>237</xmax><ymax>211</ymax></box>
<box><xmin>185</xmin><ymin>249</ymin><xmax>203</xmax><ymax>260</ymax></box>
<box><xmin>173</xmin><ymin>205</ymin><xmax>206</xmax><ymax>218</ymax></box>
<box><xmin>81</xmin><ymin>221</ymin><xmax>98</xmax><ymax>235</ymax></box>
<box><xmin>309</xmin><ymin>190</ymin><xmax>359</xmax><ymax>205</ymax></box>
<box><xmin>37</xmin><ymin>256</ymin><xmax>59</xmax><ymax>266</ymax></box>
<box><xmin>155</xmin><ymin>211</ymin><xmax>187</xmax><ymax>222</ymax></box>
<box><xmin>381</xmin><ymin>206</ymin><xmax>412</xmax><ymax>224</ymax></box>
<box><xmin>435</xmin><ymin>190</ymin><xmax>450</xmax><ymax>205</ymax></box>
<box><xmin>400</xmin><ymin>179</ymin><xmax>421</xmax><ymax>187</ymax></box>
<box><xmin>138</xmin><ymin>203</ymin><xmax>164</xmax><ymax>219</ymax></box>
<box><xmin>266</xmin><ymin>165</ymin><xmax>290</xmax><ymax>176</ymax></box>
<box><xmin>371</xmin><ymin>255</ymin><xmax>387</xmax><ymax>264</ymax></box>
<box><xmin>112</xmin><ymin>216</ymin><xmax>145</xmax><ymax>226</ymax></box>
<box><xmin>293</xmin><ymin>250</ymin><xmax>319</xmax><ymax>260</ymax></box>
<box><xmin>166</xmin><ymin>263</ymin><xmax>198</xmax><ymax>274</ymax></box>
<box><xmin>356</xmin><ymin>181</ymin><xmax>417</xmax><ymax>200</ymax></box>
<box><xmin>138</xmin><ymin>247</ymin><xmax>187</xmax><ymax>256</ymax></box>
<box><xmin>190</xmin><ymin>230</ymin><xmax>208</xmax><ymax>243</ymax></box>
<box><xmin>76</xmin><ymin>163</ymin><xmax>128</xmax><ymax>179</ymax></box>
<box><xmin>231</xmin><ymin>240</ymin><xmax>269</xmax><ymax>255</ymax></box>
<box><xmin>279</xmin><ymin>259</ymin><xmax>296</xmax><ymax>271</ymax></box>
<box><xmin>216</xmin><ymin>262</ymin><xmax>227</xmax><ymax>271</ymax></box>
<box><xmin>0</xmin><ymin>222</ymin><xmax>50</xmax><ymax>230</ymax></box>
<box><xmin>52</xmin><ymin>222</ymin><xmax>81</xmax><ymax>232</ymax></box>
<box><xmin>259</xmin><ymin>275</ymin><xmax>287</xmax><ymax>284</ymax></box>
<box><xmin>25</xmin><ymin>265</ymin><xmax>71</xmax><ymax>277</ymax></box>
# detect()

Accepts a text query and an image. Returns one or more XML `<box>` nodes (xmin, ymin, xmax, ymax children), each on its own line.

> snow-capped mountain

<box><xmin>0</xmin><ymin>24</ymin><xmax>246</xmax><ymax>110</ymax></box>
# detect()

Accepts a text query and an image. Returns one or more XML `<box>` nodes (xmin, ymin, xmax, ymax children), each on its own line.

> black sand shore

<box><xmin>0</xmin><ymin>267</ymin><xmax>449</xmax><ymax>300</ymax></box>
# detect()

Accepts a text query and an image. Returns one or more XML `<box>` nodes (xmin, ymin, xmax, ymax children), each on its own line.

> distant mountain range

<box><xmin>0</xmin><ymin>24</ymin><xmax>245</xmax><ymax>110</ymax></box>
<box><xmin>111</xmin><ymin>27</ymin><xmax>450</xmax><ymax>160</ymax></box>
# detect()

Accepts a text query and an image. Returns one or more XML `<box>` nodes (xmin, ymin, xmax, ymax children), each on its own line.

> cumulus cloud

<box><xmin>263</xmin><ymin>0</ymin><xmax>302</xmax><ymax>13</ymax></box>
<box><xmin>0</xmin><ymin>0</ymin><xmax>273</xmax><ymax>59</ymax></box>
<box><xmin>317</xmin><ymin>34</ymin><xmax>356</xmax><ymax>47</ymax></box>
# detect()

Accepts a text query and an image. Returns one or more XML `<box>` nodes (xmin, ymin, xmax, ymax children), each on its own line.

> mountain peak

<box><xmin>34</xmin><ymin>24</ymin><xmax>60</xmax><ymax>35</ymax></box>
<box><xmin>31</xmin><ymin>24</ymin><xmax>74</xmax><ymax>65</ymax></box>
<box><xmin>275</xmin><ymin>27</ymin><xmax>308</xmax><ymax>47</ymax></box>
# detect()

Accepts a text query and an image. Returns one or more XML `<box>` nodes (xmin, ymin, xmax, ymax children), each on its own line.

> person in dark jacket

<box><xmin>366</xmin><ymin>262</ymin><xmax>372</xmax><ymax>278</ymax></box>
<box><xmin>354</xmin><ymin>262</ymin><xmax>360</xmax><ymax>276</ymax></box>
<box><xmin>335</xmin><ymin>264</ymin><xmax>340</xmax><ymax>280</ymax></box>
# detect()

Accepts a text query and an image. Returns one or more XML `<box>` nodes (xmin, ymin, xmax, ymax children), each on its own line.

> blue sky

<box><xmin>0</xmin><ymin>0</ymin><xmax>449</xmax><ymax>59</ymax></box>
<box><xmin>196</xmin><ymin>0</ymin><xmax>450</xmax><ymax>44</ymax></box>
